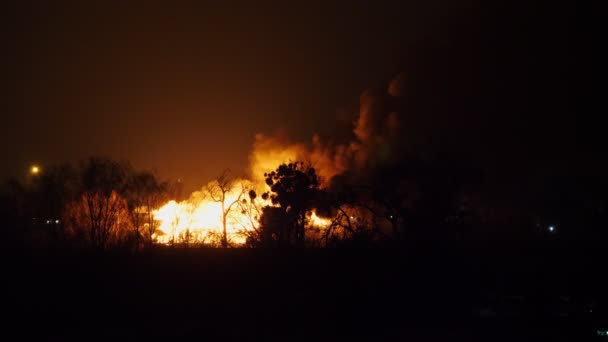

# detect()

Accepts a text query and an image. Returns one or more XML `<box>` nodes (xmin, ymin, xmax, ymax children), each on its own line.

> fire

<box><xmin>152</xmin><ymin>184</ymin><xmax>256</xmax><ymax>246</ymax></box>
<box><xmin>152</xmin><ymin>193</ymin><xmax>333</xmax><ymax>246</ymax></box>
<box><xmin>148</xmin><ymin>74</ymin><xmax>409</xmax><ymax>246</ymax></box>
<box><xmin>151</xmin><ymin>133</ymin><xmax>339</xmax><ymax>246</ymax></box>
<box><xmin>151</xmin><ymin>187</ymin><xmax>334</xmax><ymax>247</ymax></box>
<box><xmin>310</xmin><ymin>211</ymin><xmax>332</xmax><ymax>227</ymax></box>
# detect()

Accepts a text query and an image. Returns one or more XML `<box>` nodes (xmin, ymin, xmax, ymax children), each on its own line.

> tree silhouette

<box><xmin>260</xmin><ymin>162</ymin><xmax>321</xmax><ymax>247</ymax></box>
<box><xmin>256</xmin><ymin>206</ymin><xmax>289</xmax><ymax>247</ymax></box>
<box><xmin>1</xmin><ymin>179</ymin><xmax>27</xmax><ymax>245</ymax></box>
<box><xmin>63</xmin><ymin>191</ymin><xmax>132</xmax><ymax>250</ymax></box>
<box><xmin>80</xmin><ymin>157</ymin><xmax>131</xmax><ymax>196</ymax></box>
<box><xmin>26</xmin><ymin>163</ymin><xmax>80</xmax><ymax>243</ymax></box>
<box><xmin>62</xmin><ymin>158</ymin><xmax>135</xmax><ymax>250</ymax></box>
<box><xmin>206</xmin><ymin>170</ymin><xmax>245</xmax><ymax>248</ymax></box>
<box><xmin>126</xmin><ymin>172</ymin><xmax>168</xmax><ymax>248</ymax></box>
<box><xmin>237</xmin><ymin>189</ymin><xmax>264</xmax><ymax>245</ymax></box>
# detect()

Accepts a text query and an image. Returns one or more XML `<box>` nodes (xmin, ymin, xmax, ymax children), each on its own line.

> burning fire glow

<box><xmin>310</xmin><ymin>211</ymin><xmax>332</xmax><ymax>228</ymax></box>
<box><xmin>152</xmin><ymin>190</ymin><xmax>332</xmax><ymax>246</ymax></box>
<box><xmin>151</xmin><ymin>134</ymin><xmax>336</xmax><ymax>246</ymax></box>
<box><xmin>152</xmin><ymin>182</ymin><xmax>254</xmax><ymax>245</ymax></box>
<box><xmin>149</xmin><ymin>74</ymin><xmax>407</xmax><ymax>246</ymax></box>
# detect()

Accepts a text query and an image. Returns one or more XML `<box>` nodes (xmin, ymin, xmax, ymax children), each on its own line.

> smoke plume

<box><xmin>247</xmin><ymin>73</ymin><xmax>408</xmax><ymax>185</ymax></box>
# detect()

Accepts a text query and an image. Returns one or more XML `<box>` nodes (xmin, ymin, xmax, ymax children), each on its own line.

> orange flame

<box><xmin>152</xmin><ymin>180</ymin><xmax>256</xmax><ymax>245</ymax></box>
<box><xmin>152</xmin><ymin>134</ymin><xmax>337</xmax><ymax>246</ymax></box>
<box><xmin>310</xmin><ymin>211</ymin><xmax>332</xmax><ymax>227</ymax></box>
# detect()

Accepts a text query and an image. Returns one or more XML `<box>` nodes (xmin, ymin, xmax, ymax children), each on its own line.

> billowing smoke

<box><xmin>248</xmin><ymin>133</ymin><xmax>349</xmax><ymax>186</ymax></box>
<box><xmin>153</xmin><ymin>74</ymin><xmax>410</xmax><ymax>245</ymax></box>
<box><xmin>247</xmin><ymin>73</ymin><xmax>408</xmax><ymax>185</ymax></box>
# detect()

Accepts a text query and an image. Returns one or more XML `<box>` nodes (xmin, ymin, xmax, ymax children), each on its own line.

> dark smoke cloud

<box><xmin>249</xmin><ymin>73</ymin><xmax>412</xmax><ymax>185</ymax></box>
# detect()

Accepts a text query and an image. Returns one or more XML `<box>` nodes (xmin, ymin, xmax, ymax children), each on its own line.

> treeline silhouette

<box><xmin>4</xmin><ymin>157</ymin><xmax>606</xmax><ymax>340</ymax></box>
<box><xmin>2</xmin><ymin>158</ymin><xmax>169</xmax><ymax>251</ymax></box>
<box><xmin>3</xmin><ymin>155</ymin><xmax>606</xmax><ymax>253</ymax></box>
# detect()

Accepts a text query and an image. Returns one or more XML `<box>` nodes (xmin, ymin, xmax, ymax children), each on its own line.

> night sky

<box><xmin>6</xmin><ymin>1</ymin><xmax>576</xmax><ymax>193</ymax></box>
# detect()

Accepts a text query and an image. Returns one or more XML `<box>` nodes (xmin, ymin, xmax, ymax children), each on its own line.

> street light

<box><xmin>30</xmin><ymin>165</ymin><xmax>41</xmax><ymax>175</ymax></box>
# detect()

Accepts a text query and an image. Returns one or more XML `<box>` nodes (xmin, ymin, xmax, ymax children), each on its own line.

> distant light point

<box><xmin>30</xmin><ymin>165</ymin><xmax>41</xmax><ymax>175</ymax></box>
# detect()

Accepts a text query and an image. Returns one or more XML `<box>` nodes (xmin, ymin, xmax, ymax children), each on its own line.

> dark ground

<box><xmin>6</xmin><ymin>240</ymin><xmax>607</xmax><ymax>341</ymax></box>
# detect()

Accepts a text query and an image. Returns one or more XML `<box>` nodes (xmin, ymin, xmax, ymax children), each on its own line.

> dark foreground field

<box><xmin>7</xmin><ymin>240</ymin><xmax>607</xmax><ymax>341</ymax></box>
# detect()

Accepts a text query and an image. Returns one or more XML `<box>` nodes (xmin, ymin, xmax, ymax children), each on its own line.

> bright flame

<box><xmin>152</xmin><ymin>183</ymin><xmax>256</xmax><ymax>246</ymax></box>
<box><xmin>152</xmin><ymin>134</ymin><xmax>339</xmax><ymax>246</ymax></box>
<box><xmin>310</xmin><ymin>211</ymin><xmax>332</xmax><ymax>227</ymax></box>
<box><xmin>153</xmin><ymin>190</ymin><xmax>333</xmax><ymax>246</ymax></box>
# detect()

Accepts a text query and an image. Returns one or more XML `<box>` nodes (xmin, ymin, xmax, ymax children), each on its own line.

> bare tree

<box><xmin>143</xmin><ymin>187</ymin><xmax>166</xmax><ymax>246</ymax></box>
<box><xmin>237</xmin><ymin>189</ymin><xmax>264</xmax><ymax>244</ymax></box>
<box><xmin>206</xmin><ymin>170</ymin><xmax>245</xmax><ymax>248</ymax></box>
<box><xmin>126</xmin><ymin>172</ymin><xmax>168</xmax><ymax>248</ymax></box>
<box><xmin>63</xmin><ymin>191</ymin><xmax>132</xmax><ymax>250</ymax></box>
<box><xmin>61</xmin><ymin>158</ymin><xmax>135</xmax><ymax>250</ymax></box>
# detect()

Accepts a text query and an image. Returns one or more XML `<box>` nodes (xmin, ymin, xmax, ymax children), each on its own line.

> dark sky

<box><xmin>6</xmin><ymin>1</ymin><xmax>576</xmax><ymax>193</ymax></box>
